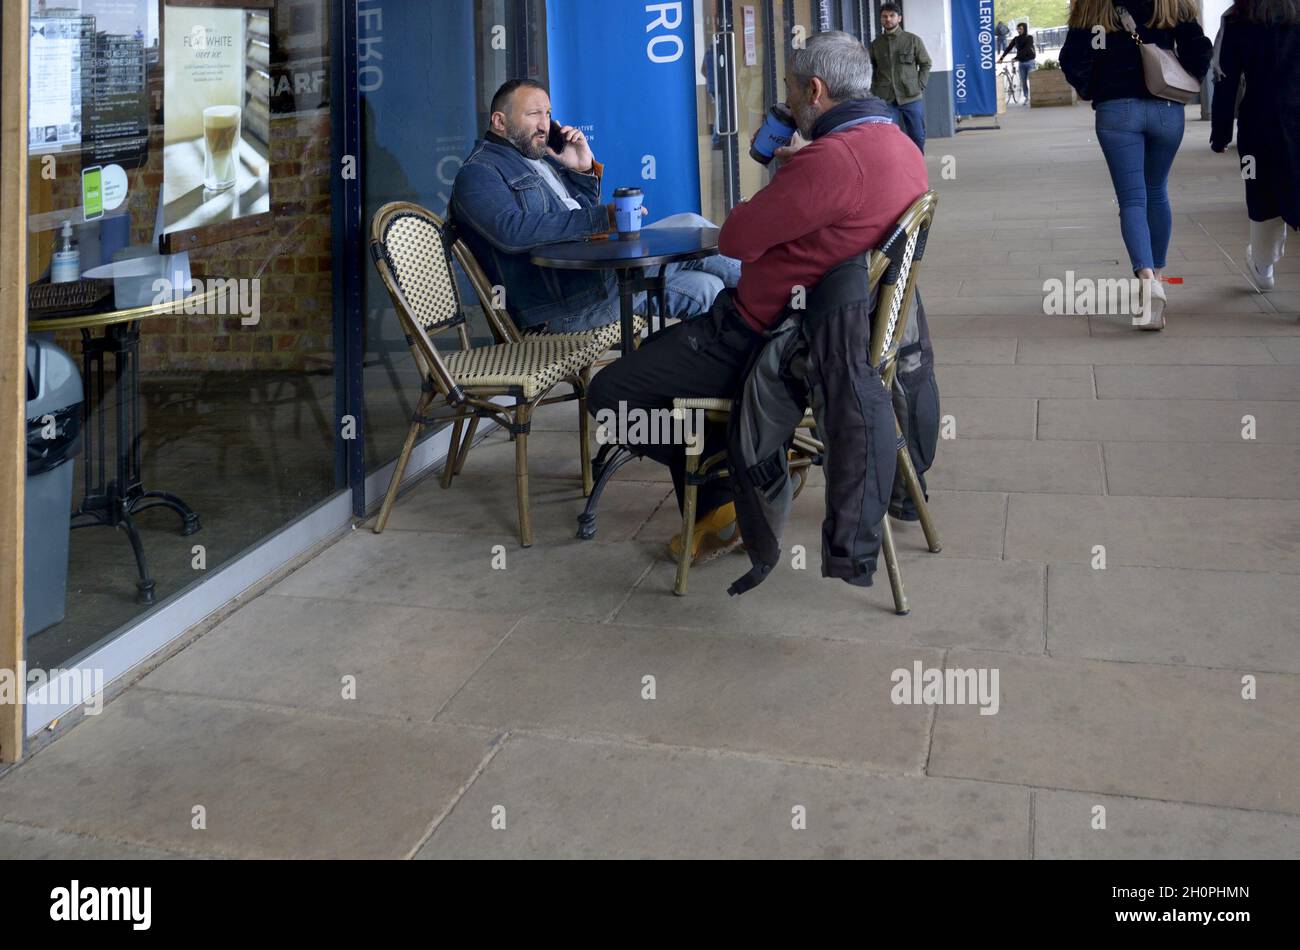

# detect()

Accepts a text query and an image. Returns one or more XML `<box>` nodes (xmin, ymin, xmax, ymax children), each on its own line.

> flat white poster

<box><xmin>162</xmin><ymin>4</ymin><xmax>270</xmax><ymax>236</ymax></box>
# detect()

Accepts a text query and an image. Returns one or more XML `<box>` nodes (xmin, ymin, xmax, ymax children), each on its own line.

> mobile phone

<box><xmin>547</xmin><ymin>121</ymin><xmax>568</xmax><ymax>155</ymax></box>
<box><xmin>82</xmin><ymin>166</ymin><xmax>103</xmax><ymax>221</ymax></box>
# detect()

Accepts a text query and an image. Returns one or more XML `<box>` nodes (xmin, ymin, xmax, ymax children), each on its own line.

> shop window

<box><xmin>23</xmin><ymin>0</ymin><xmax>340</xmax><ymax>670</ymax></box>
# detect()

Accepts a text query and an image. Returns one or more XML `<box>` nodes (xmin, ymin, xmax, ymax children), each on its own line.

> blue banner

<box><xmin>545</xmin><ymin>0</ymin><xmax>701</xmax><ymax>220</ymax></box>
<box><xmin>950</xmin><ymin>0</ymin><xmax>998</xmax><ymax>118</ymax></box>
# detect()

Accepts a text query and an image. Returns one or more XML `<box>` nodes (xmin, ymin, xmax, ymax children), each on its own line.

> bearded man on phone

<box><xmin>451</xmin><ymin>79</ymin><xmax>738</xmax><ymax>335</ymax></box>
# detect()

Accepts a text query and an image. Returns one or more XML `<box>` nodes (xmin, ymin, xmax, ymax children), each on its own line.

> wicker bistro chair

<box><xmin>671</xmin><ymin>191</ymin><xmax>943</xmax><ymax>609</ymax></box>
<box><xmin>445</xmin><ymin>222</ymin><xmax>647</xmax><ymax>354</ymax></box>
<box><xmin>369</xmin><ymin>201</ymin><xmax>607</xmax><ymax>547</ymax></box>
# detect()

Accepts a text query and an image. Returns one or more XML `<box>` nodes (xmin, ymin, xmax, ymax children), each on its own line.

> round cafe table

<box><xmin>30</xmin><ymin>286</ymin><xmax>221</xmax><ymax>605</ymax></box>
<box><xmin>531</xmin><ymin>226</ymin><xmax>721</xmax><ymax>354</ymax></box>
<box><xmin>531</xmin><ymin>226</ymin><xmax>721</xmax><ymax>541</ymax></box>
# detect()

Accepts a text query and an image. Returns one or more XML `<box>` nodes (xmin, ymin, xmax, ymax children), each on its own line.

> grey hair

<box><xmin>789</xmin><ymin>31</ymin><xmax>874</xmax><ymax>100</ymax></box>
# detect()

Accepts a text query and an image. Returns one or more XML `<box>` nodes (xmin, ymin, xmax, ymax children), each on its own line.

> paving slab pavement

<box><xmin>0</xmin><ymin>691</ymin><xmax>499</xmax><ymax>859</ymax></box>
<box><xmin>1033</xmin><ymin>790</ymin><xmax>1300</xmax><ymax>860</ymax></box>
<box><xmin>1006</xmin><ymin>494</ymin><xmax>1300</xmax><ymax>573</ymax></box>
<box><xmin>435</xmin><ymin>620</ymin><xmax>937</xmax><ymax>772</ymax></box>
<box><xmin>4</xmin><ymin>103</ymin><xmax>1297</xmax><ymax>860</ymax></box>
<box><xmin>418</xmin><ymin>734</ymin><xmax>1029</xmax><ymax>860</ymax></box>
<box><xmin>1045</xmin><ymin>563</ymin><xmax>1300</xmax><ymax>673</ymax></box>
<box><xmin>929</xmin><ymin>651</ymin><xmax>1300</xmax><ymax>816</ymax></box>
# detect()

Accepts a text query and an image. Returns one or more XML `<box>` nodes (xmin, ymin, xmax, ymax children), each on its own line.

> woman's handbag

<box><xmin>1116</xmin><ymin>6</ymin><xmax>1201</xmax><ymax>103</ymax></box>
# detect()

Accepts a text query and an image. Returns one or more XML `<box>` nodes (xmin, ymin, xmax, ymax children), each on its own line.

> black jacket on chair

<box><xmin>1210</xmin><ymin>18</ymin><xmax>1300</xmax><ymax>229</ymax></box>
<box><xmin>725</xmin><ymin>255</ymin><xmax>936</xmax><ymax>596</ymax></box>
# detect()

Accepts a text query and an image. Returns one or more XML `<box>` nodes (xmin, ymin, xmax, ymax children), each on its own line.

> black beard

<box><xmin>506</xmin><ymin>123</ymin><xmax>548</xmax><ymax>160</ymax></box>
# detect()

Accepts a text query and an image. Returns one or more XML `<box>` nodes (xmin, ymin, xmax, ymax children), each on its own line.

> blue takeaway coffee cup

<box><xmin>750</xmin><ymin>103</ymin><xmax>796</xmax><ymax>165</ymax></box>
<box><xmin>614</xmin><ymin>187</ymin><xmax>644</xmax><ymax>237</ymax></box>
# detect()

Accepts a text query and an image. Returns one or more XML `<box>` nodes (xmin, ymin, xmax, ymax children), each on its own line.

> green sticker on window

<box><xmin>82</xmin><ymin>166</ymin><xmax>103</xmax><ymax>221</ymax></box>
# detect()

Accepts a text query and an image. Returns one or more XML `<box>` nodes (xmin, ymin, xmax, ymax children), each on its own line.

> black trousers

<box><xmin>587</xmin><ymin>293</ymin><xmax>764</xmax><ymax>515</ymax></box>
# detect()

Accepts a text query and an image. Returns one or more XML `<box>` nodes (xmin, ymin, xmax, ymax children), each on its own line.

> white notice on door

<box><xmin>29</xmin><ymin>23</ymin><xmax>78</xmax><ymax>144</ymax></box>
<box><xmin>743</xmin><ymin>6</ymin><xmax>757</xmax><ymax>66</ymax></box>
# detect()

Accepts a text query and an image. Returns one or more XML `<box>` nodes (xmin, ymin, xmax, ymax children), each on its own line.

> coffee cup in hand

<box><xmin>750</xmin><ymin>103</ymin><xmax>796</xmax><ymax>165</ymax></box>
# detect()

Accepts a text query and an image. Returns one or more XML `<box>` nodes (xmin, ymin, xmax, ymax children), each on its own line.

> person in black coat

<box><xmin>1061</xmin><ymin>0</ymin><xmax>1211</xmax><ymax>330</ymax></box>
<box><xmin>1210</xmin><ymin>0</ymin><xmax>1300</xmax><ymax>291</ymax></box>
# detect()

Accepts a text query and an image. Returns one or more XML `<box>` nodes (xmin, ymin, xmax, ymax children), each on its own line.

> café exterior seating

<box><xmin>671</xmin><ymin>191</ymin><xmax>943</xmax><ymax>608</ymax></box>
<box><xmin>369</xmin><ymin>201</ymin><xmax>606</xmax><ymax>547</ymax></box>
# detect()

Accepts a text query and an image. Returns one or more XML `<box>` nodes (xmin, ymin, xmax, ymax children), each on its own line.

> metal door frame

<box><xmin>716</xmin><ymin>0</ymin><xmax>793</xmax><ymax>212</ymax></box>
<box><xmin>763</xmin><ymin>0</ymin><xmax>780</xmax><ymax>120</ymax></box>
<box><xmin>334</xmin><ymin>0</ymin><xmax>365</xmax><ymax>515</ymax></box>
<box><xmin>712</xmin><ymin>0</ymin><xmax>742</xmax><ymax>211</ymax></box>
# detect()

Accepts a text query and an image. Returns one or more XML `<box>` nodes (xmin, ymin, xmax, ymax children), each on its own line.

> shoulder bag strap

<box><xmin>1114</xmin><ymin>5</ymin><xmax>1142</xmax><ymax>41</ymax></box>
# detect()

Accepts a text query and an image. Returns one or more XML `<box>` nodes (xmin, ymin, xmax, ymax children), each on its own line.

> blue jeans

<box><xmin>545</xmin><ymin>212</ymin><xmax>741</xmax><ymax>333</ymax></box>
<box><xmin>1094</xmin><ymin>97</ymin><xmax>1185</xmax><ymax>273</ymax></box>
<box><xmin>1019</xmin><ymin>60</ymin><xmax>1035</xmax><ymax>101</ymax></box>
<box><xmin>890</xmin><ymin>100</ymin><xmax>927</xmax><ymax>154</ymax></box>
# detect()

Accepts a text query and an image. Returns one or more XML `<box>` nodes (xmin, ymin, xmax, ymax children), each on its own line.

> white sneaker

<box><xmin>1246</xmin><ymin>245</ymin><xmax>1276</xmax><ymax>291</ymax></box>
<box><xmin>1133</xmin><ymin>277</ymin><xmax>1166</xmax><ymax>331</ymax></box>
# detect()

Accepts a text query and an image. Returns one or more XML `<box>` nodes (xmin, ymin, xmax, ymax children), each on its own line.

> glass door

<box><xmin>696</xmin><ymin>2</ymin><xmax>731</xmax><ymax>222</ymax></box>
<box><xmin>774</xmin><ymin>0</ymin><xmax>818</xmax><ymax>105</ymax></box>
<box><xmin>361</xmin><ymin>0</ymin><xmax>548</xmax><ymax>472</ymax></box>
<box><xmin>696</xmin><ymin>0</ymin><xmax>781</xmax><ymax>221</ymax></box>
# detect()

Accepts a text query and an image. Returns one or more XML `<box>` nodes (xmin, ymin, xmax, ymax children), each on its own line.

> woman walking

<box><xmin>997</xmin><ymin>22</ymin><xmax>1037</xmax><ymax>103</ymax></box>
<box><xmin>1209</xmin><ymin>0</ymin><xmax>1300</xmax><ymax>291</ymax></box>
<box><xmin>1061</xmin><ymin>1</ymin><xmax>1211</xmax><ymax>329</ymax></box>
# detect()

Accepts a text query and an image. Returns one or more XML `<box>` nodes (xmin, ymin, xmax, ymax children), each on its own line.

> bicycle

<box><xmin>1000</xmin><ymin>62</ymin><xmax>1022</xmax><ymax>106</ymax></box>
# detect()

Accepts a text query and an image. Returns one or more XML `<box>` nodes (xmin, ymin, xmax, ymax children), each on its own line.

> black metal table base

<box><xmin>577</xmin><ymin>443</ymin><xmax>637</xmax><ymax>540</ymax></box>
<box><xmin>615</xmin><ymin>267</ymin><xmax>669</xmax><ymax>353</ymax></box>
<box><xmin>76</xmin><ymin>323</ymin><xmax>203</xmax><ymax>605</ymax></box>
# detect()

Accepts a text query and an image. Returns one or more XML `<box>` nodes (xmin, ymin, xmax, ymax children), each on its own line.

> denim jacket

<box><xmin>450</xmin><ymin>133</ymin><xmax>615</xmax><ymax>329</ymax></box>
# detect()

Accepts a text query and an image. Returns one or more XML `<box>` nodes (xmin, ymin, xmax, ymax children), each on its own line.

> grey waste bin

<box><xmin>24</xmin><ymin>338</ymin><xmax>83</xmax><ymax>638</ymax></box>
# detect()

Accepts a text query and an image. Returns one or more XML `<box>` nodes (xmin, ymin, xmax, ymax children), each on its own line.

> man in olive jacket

<box><xmin>868</xmin><ymin>2</ymin><xmax>931</xmax><ymax>153</ymax></box>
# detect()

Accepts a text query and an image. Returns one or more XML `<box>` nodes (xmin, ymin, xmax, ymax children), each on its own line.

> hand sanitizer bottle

<box><xmin>51</xmin><ymin>220</ymin><xmax>80</xmax><ymax>284</ymax></box>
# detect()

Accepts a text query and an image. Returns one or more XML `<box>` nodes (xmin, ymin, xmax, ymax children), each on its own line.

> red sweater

<box><xmin>719</xmin><ymin>121</ymin><xmax>929</xmax><ymax>332</ymax></box>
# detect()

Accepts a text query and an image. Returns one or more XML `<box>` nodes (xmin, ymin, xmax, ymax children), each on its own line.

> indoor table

<box><xmin>30</xmin><ymin>285</ymin><xmax>221</xmax><ymax>605</ymax></box>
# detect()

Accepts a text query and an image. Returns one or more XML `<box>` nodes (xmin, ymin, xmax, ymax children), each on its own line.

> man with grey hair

<box><xmin>723</xmin><ymin>30</ymin><xmax>926</xmax><ymax>334</ymax></box>
<box><xmin>589</xmin><ymin>30</ymin><xmax>929</xmax><ymax>561</ymax></box>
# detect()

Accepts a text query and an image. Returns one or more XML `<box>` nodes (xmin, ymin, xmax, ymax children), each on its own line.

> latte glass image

<box><xmin>202</xmin><ymin>105</ymin><xmax>241</xmax><ymax>191</ymax></box>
